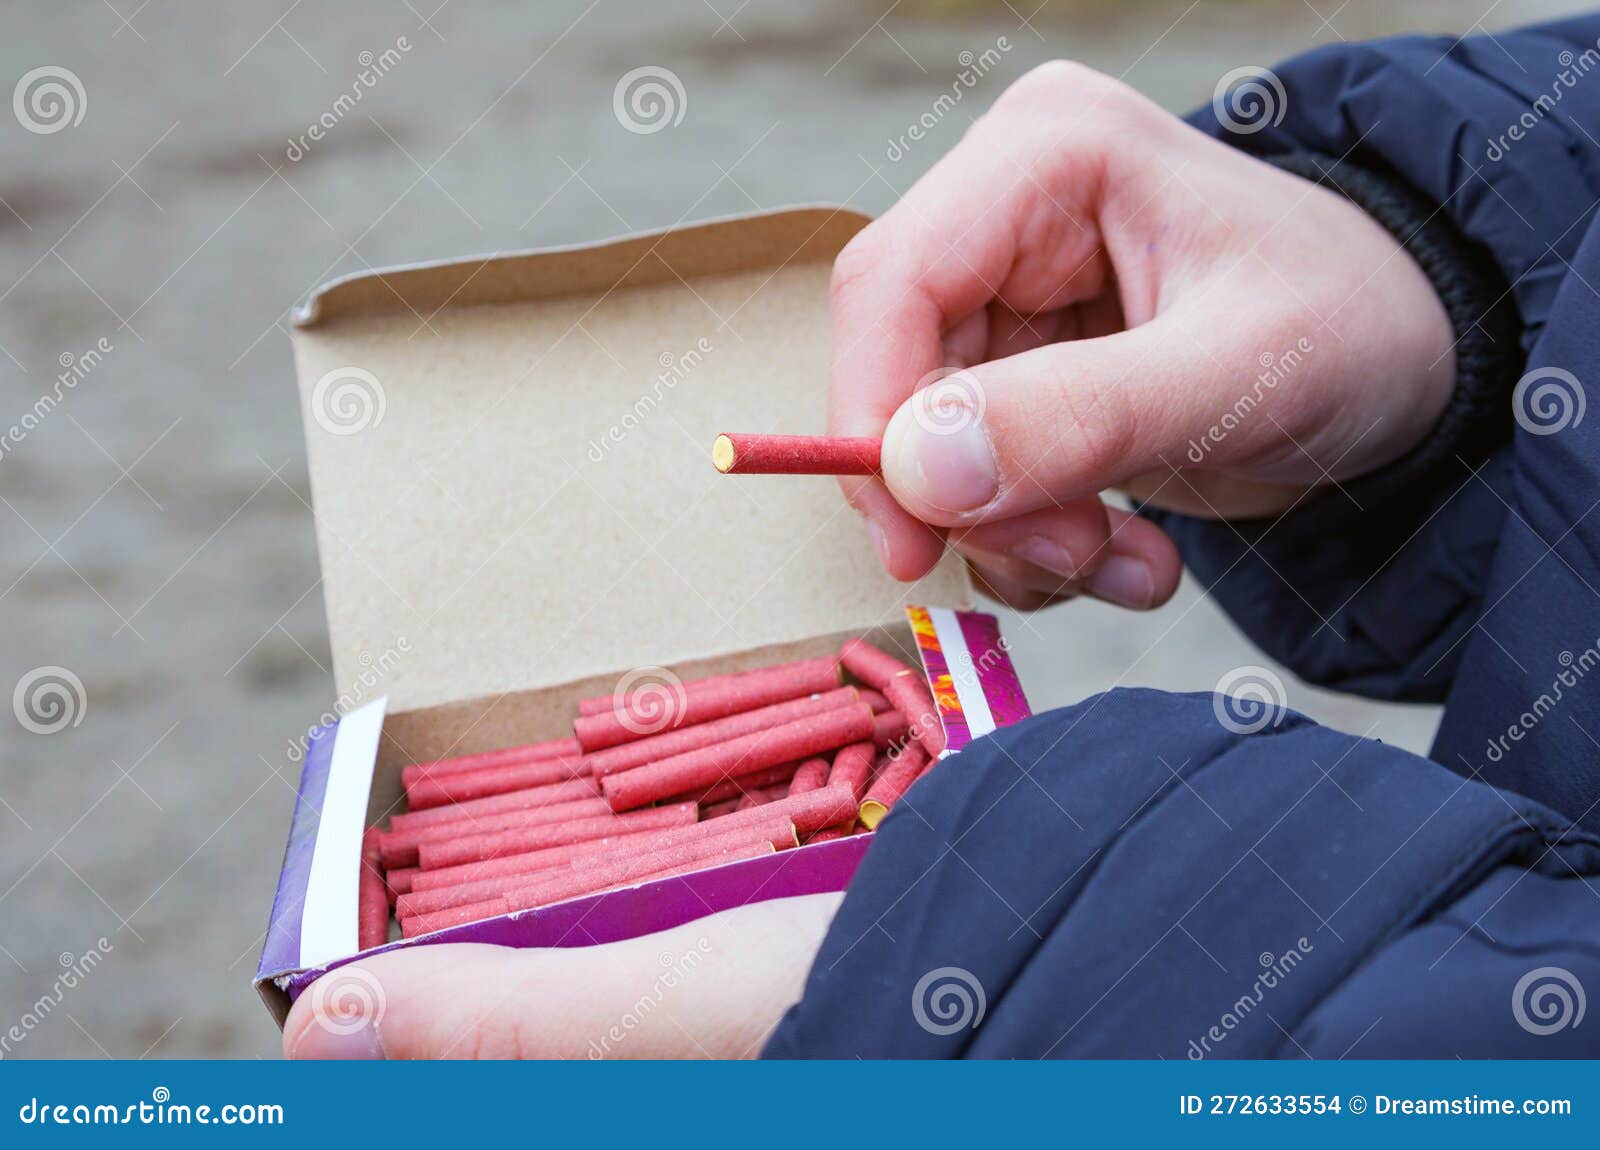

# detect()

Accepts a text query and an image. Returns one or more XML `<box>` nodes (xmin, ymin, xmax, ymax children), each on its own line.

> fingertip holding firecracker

<box><xmin>712</xmin><ymin>433</ymin><xmax>882</xmax><ymax>476</ymax></box>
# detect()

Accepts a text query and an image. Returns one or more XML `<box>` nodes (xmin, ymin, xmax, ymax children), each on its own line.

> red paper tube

<box><xmin>401</xmin><ymin>895</ymin><xmax>507</xmax><ymax>938</ymax></box>
<box><xmin>399</xmin><ymin>872</ymin><xmax>545</xmax><ymax>918</ymax></box>
<box><xmin>711</xmin><ymin>433</ymin><xmax>881</xmax><ymax>476</ymax></box>
<box><xmin>404</xmin><ymin>756</ymin><xmax>590</xmax><ymax>811</ymax></box>
<box><xmin>385</xmin><ymin>866</ymin><xmax>417</xmax><ymax>902</ymax></box>
<box><xmin>577</xmin><ymin>656</ymin><xmax>841</xmax><ymax>716</ymax></box>
<box><xmin>735</xmin><ymin>786</ymin><xmax>788</xmax><ymax>811</ymax></box>
<box><xmin>600</xmin><ymin>704</ymin><xmax>874</xmax><ymax>812</ymax></box>
<box><xmin>683</xmin><ymin>760</ymin><xmax>801</xmax><ymax>807</ymax></box>
<box><xmin>872</xmin><ymin>709</ymin><xmax>909</xmax><ymax>750</ymax></box>
<box><xmin>585</xmin><ymin>687</ymin><xmax>860</xmax><ymax>780</ymax></box>
<box><xmin>398</xmin><ymin>843</ymin><xmax>576</xmax><ymax>916</ymax></box>
<box><xmin>573</xmin><ymin>657</ymin><xmax>842</xmax><ymax>754</ymax></box>
<box><xmin>838</xmin><ymin>638</ymin><xmax>913</xmax><ymax>690</ymax></box>
<box><xmin>827</xmin><ymin>741</ymin><xmax>876</xmax><ymax>800</ymax></box>
<box><xmin>787</xmin><ymin>757</ymin><xmax>830</xmax><ymax>796</ymax></box>
<box><xmin>807</xmin><ymin>825</ymin><xmax>850</xmax><ymax>844</ymax></box>
<box><xmin>886</xmin><ymin>673</ymin><xmax>946</xmax><ymax>758</ymax></box>
<box><xmin>858</xmin><ymin>688</ymin><xmax>891</xmax><ymax>713</ymax></box>
<box><xmin>859</xmin><ymin>744</ymin><xmax>931</xmax><ymax>829</ymax></box>
<box><xmin>358</xmin><ymin>829</ymin><xmax>388</xmax><ymax>950</ymax></box>
<box><xmin>699</xmin><ymin>796</ymin><xmax>744</xmax><ymax>820</ymax></box>
<box><xmin>409</xmin><ymin>828</ymin><xmax>667</xmax><ymax>894</ymax></box>
<box><xmin>400</xmin><ymin>735</ymin><xmax>583</xmax><ymax>786</ymax></box>
<box><xmin>602</xmin><ymin>785</ymin><xmax>858</xmax><ymax>862</ymax></box>
<box><xmin>378</xmin><ymin>797</ymin><xmax>612</xmax><ymax>868</ymax></box>
<box><xmin>418</xmin><ymin>803</ymin><xmax>697</xmax><ymax>870</ymax></box>
<box><xmin>387</xmin><ymin>776</ymin><xmax>602</xmax><ymax>834</ymax></box>
<box><xmin>503</xmin><ymin>823</ymin><xmax>794</xmax><ymax>913</ymax></box>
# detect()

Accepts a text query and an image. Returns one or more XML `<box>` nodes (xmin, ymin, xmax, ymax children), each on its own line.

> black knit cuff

<box><xmin>1263</xmin><ymin>151</ymin><xmax>1523</xmax><ymax>509</ymax></box>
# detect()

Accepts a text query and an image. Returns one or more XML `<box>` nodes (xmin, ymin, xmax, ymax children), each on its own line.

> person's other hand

<box><xmin>830</xmin><ymin>62</ymin><xmax>1454</xmax><ymax>610</ymax></box>
<box><xmin>283</xmin><ymin>892</ymin><xmax>839</xmax><ymax>1059</ymax></box>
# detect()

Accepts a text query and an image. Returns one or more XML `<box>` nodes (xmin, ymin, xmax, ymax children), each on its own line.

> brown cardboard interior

<box><xmin>364</xmin><ymin>619</ymin><xmax>922</xmax><ymax>819</ymax></box>
<box><xmin>289</xmin><ymin>207</ymin><xmax>972</xmax><ymax>738</ymax></box>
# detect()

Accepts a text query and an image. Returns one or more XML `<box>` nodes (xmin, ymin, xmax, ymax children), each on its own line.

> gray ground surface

<box><xmin>1</xmin><ymin>0</ymin><xmax>1584</xmax><ymax>1058</ymax></box>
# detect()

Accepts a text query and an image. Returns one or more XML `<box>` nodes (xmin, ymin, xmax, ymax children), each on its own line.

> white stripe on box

<box><xmin>299</xmin><ymin>696</ymin><xmax>386</xmax><ymax>967</ymax></box>
<box><xmin>927</xmin><ymin>607</ymin><xmax>996</xmax><ymax>746</ymax></box>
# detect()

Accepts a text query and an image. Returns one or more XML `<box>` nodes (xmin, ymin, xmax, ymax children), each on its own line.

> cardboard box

<box><xmin>254</xmin><ymin>207</ymin><xmax>1032</xmax><ymax>1025</ymax></box>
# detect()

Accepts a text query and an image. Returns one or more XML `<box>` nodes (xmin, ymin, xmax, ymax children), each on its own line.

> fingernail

<box><xmin>887</xmin><ymin>409</ymin><xmax>999</xmax><ymax>514</ymax></box>
<box><xmin>1086</xmin><ymin>556</ymin><xmax>1154</xmax><ymax>609</ymax></box>
<box><xmin>1009</xmin><ymin>534</ymin><xmax>1081</xmax><ymax>579</ymax></box>
<box><xmin>867</xmin><ymin>519</ymin><xmax>893</xmax><ymax>570</ymax></box>
<box><xmin>288</xmin><ymin>1013</ymin><xmax>386</xmax><ymax>1060</ymax></box>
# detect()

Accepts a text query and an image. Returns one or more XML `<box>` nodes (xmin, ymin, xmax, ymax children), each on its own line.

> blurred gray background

<box><xmin>1</xmin><ymin>0</ymin><xmax>1587</xmax><ymax>1058</ymax></box>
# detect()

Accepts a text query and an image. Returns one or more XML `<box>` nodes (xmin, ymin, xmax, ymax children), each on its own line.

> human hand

<box><xmin>282</xmin><ymin>892</ymin><xmax>840</xmax><ymax>1059</ymax></box>
<box><xmin>830</xmin><ymin>62</ymin><xmax>1455</xmax><ymax>609</ymax></box>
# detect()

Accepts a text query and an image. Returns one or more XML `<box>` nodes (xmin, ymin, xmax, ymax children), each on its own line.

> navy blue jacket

<box><xmin>767</xmin><ymin>16</ymin><xmax>1600</xmax><ymax>1058</ymax></box>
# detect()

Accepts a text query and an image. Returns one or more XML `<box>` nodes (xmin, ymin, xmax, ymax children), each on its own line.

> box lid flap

<box><xmin>289</xmin><ymin>207</ymin><xmax>972</xmax><ymax>713</ymax></box>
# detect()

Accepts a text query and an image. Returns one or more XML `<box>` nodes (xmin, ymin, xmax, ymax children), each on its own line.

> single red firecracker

<box><xmin>577</xmin><ymin>657</ymin><xmax>844</xmax><ymax>718</ymax></box>
<box><xmin>502</xmin><ymin>826</ymin><xmax>792</xmax><ymax>913</ymax></box>
<box><xmin>358</xmin><ymin>829</ymin><xmax>388</xmax><ymax>950</ymax></box>
<box><xmin>859</xmin><ymin>744</ymin><xmax>932</xmax><ymax>829</ymax></box>
<box><xmin>584</xmin><ymin>687</ymin><xmax>860</xmax><ymax>778</ymax></box>
<box><xmin>387</xmin><ymin>776</ymin><xmax>601</xmax><ymax>834</ymax></box>
<box><xmin>838</xmin><ymin>637</ymin><xmax>914</xmax><ymax>689</ymax></box>
<box><xmin>418</xmin><ymin>803</ymin><xmax>697</xmax><ymax>870</ymax></box>
<box><xmin>787</xmin><ymin>758</ymin><xmax>830</xmax><ymax>796</ymax></box>
<box><xmin>378</xmin><ymin>796</ymin><xmax>613</xmax><ymax>868</ymax></box>
<box><xmin>573</xmin><ymin>657</ymin><xmax>841</xmax><ymax>753</ymax></box>
<box><xmin>679</xmin><ymin>760</ymin><xmax>801</xmax><ymax>807</ymax></box>
<box><xmin>711</xmin><ymin>433</ymin><xmax>882</xmax><ymax>476</ymax></box>
<box><xmin>827</xmin><ymin>741</ymin><xmax>876</xmax><ymax>800</ymax></box>
<box><xmin>403</xmin><ymin>758</ymin><xmax>591</xmax><ymax>811</ymax></box>
<box><xmin>408</xmin><ymin>827</ymin><xmax>671</xmax><ymax>893</ymax></box>
<box><xmin>600</xmin><ymin>704</ymin><xmax>874</xmax><ymax>812</ymax></box>
<box><xmin>400</xmin><ymin>735</ymin><xmax>582</xmax><ymax>786</ymax></box>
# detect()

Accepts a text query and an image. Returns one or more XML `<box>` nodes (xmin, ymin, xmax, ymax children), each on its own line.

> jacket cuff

<box><xmin>1262</xmin><ymin>151</ymin><xmax>1523</xmax><ymax>510</ymax></box>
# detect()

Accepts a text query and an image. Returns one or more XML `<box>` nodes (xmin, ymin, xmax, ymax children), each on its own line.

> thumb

<box><xmin>283</xmin><ymin>945</ymin><xmax>561</xmax><ymax>1060</ymax></box>
<box><xmin>879</xmin><ymin>314</ymin><xmax>1216</xmax><ymax>527</ymax></box>
<box><xmin>283</xmin><ymin>893</ymin><xmax>841</xmax><ymax>1059</ymax></box>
